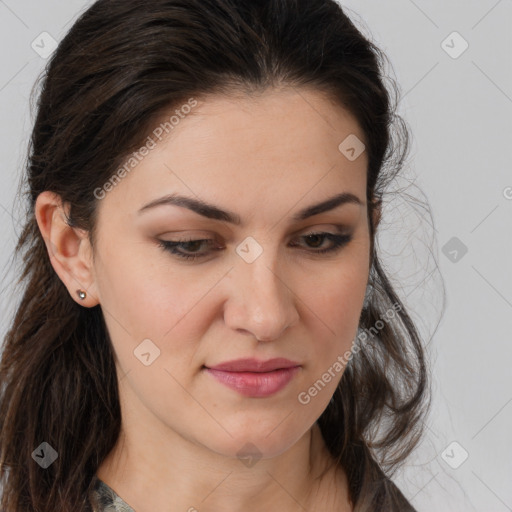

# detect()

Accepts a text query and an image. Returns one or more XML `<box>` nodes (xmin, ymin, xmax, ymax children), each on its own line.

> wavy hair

<box><xmin>0</xmin><ymin>0</ymin><xmax>430</xmax><ymax>510</ymax></box>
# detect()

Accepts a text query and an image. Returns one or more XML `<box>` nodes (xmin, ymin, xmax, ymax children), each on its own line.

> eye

<box><xmin>157</xmin><ymin>237</ymin><xmax>217</xmax><ymax>261</ymax></box>
<box><xmin>157</xmin><ymin>232</ymin><xmax>352</xmax><ymax>261</ymax></box>
<box><xmin>293</xmin><ymin>232</ymin><xmax>352</xmax><ymax>254</ymax></box>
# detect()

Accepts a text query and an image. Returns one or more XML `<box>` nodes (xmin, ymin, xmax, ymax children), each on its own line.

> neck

<box><xmin>96</xmin><ymin>422</ymin><xmax>351</xmax><ymax>511</ymax></box>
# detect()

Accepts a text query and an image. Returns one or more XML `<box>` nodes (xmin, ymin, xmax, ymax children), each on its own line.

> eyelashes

<box><xmin>157</xmin><ymin>232</ymin><xmax>352</xmax><ymax>261</ymax></box>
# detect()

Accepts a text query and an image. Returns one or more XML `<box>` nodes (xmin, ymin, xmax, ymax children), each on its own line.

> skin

<box><xmin>35</xmin><ymin>87</ymin><xmax>380</xmax><ymax>511</ymax></box>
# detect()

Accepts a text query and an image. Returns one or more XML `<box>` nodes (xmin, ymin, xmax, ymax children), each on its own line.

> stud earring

<box><xmin>76</xmin><ymin>289</ymin><xmax>87</xmax><ymax>300</ymax></box>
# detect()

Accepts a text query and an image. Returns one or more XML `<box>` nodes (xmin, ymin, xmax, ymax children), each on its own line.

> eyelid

<box><xmin>155</xmin><ymin>224</ymin><xmax>354</xmax><ymax>248</ymax></box>
<box><xmin>157</xmin><ymin>223</ymin><xmax>352</xmax><ymax>239</ymax></box>
<box><xmin>295</xmin><ymin>223</ymin><xmax>351</xmax><ymax>236</ymax></box>
<box><xmin>157</xmin><ymin>228</ymin><xmax>353</xmax><ymax>262</ymax></box>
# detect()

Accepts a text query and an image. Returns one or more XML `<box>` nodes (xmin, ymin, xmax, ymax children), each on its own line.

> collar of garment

<box><xmin>90</xmin><ymin>476</ymin><xmax>136</xmax><ymax>512</ymax></box>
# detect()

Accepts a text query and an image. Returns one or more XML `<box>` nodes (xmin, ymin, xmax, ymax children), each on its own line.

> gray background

<box><xmin>0</xmin><ymin>1</ymin><xmax>511</xmax><ymax>510</ymax></box>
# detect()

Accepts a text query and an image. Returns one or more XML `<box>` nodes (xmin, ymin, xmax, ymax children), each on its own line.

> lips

<box><xmin>204</xmin><ymin>358</ymin><xmax>301</xmax><ymax>398</ymax></box>
<box><xmin>207</xmin><ymin>357</ymin><xmax>300</xmax><ymax>372</ymax></box>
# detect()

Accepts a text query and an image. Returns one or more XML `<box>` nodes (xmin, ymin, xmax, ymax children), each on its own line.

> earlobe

<box><xmin>34</xmin><ymin>191</ymin><xmax>99</xmax><ymax>307</ymax></box>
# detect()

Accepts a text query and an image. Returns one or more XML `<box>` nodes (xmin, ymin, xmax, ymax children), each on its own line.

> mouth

<box><xmin>203</xmin><ymin>358</ymin><xmax>301</xmax><ymax>398</ymax></box>
<box><xmin>206</xmin><ymin>357</ymin><xmax>300</xmax><ymax>373</ymax></box>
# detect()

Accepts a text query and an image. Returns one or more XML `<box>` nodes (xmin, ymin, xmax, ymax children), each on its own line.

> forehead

<box><xmin>99</xmin><ymin>87</ymin><xmax>368</xmax><ymax>223</ymax></box>
<box><xmin>165</xmin><ymin>87</ymin><xmax>366</xmax><ymax>166</ymax></box>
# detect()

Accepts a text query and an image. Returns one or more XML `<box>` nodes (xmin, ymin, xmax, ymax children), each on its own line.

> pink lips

<box><xmin>204</xmin><ymin>358</ymin><xmax>301</xmax><ymax>398</ymax></box>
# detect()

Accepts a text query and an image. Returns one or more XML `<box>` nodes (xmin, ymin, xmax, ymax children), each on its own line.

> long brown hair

<box><xmin>0</xmin><ymin>1</ymin><xmax>431</xmax><ymax>510</ymax></box>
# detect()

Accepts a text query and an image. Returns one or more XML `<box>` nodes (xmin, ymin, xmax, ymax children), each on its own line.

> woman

<box><xmin>0</xmin><ymin>0</ymin><xmax>429</xmax><ymax>510</ymax></box>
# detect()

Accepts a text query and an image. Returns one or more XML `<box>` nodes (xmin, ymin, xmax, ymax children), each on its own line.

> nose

<box><xmin>223</xmin><ymin>251</ymin><xmax>300</xmax><ymax>342</ymax></box>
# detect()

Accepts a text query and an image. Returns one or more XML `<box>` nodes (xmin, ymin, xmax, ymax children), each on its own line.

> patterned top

<box><xmin>90</xmin><ymin>476</ymin><xmax>135</xmax><ymax>512</ymax></box>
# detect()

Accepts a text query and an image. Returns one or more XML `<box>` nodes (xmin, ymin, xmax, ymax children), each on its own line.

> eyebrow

<box><xmin>137</xmin><ymin>192</ymin><xmax>363</xmax><ymax>224</ymax></box>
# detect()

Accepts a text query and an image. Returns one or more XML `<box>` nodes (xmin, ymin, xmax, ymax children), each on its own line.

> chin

<box><xmin>200</xmin><ymin>418</ymin><xmax>309</xmax><ymax>461</ymax></box>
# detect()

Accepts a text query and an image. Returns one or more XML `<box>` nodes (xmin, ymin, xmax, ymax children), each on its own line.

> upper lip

<box><xmin>206</xmin><ymin>358</ymin><xmax>300</xmax><ymax>372</ymax></box>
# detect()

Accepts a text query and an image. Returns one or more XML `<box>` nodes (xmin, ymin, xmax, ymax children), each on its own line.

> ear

<box><xmin>371</xmin><ymin>198</ymin><xmax>382</xmax><ymax>230</ymax></box>
<box><xmin>368</xmin><ymin>198</ymin><xmax>382</xmax><ymax>271</ymax></box>
<box><xmin>35</xmin><ymin>191</ymin><xmax>99</xmax><ymax>307</ymax></box>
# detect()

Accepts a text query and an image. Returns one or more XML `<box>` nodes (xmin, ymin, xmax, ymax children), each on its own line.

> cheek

<box><xmin>297</xmin><ymin>252</ymin><xmax>369</xmax><ymax>369</ymax></box>
<box><xmin>304</xmin><ymin>256</ymin><xmax>368</xmax><ymax>332</ymax></box>
<box><xmin>290</xmin><ymin>267</ymin><xmax>367</xmax><ymax>417</ymax></box>
<box><xmin>93</xmin><ymin>240</ymin><xmax>216</xmax><ymax>376</ymax></box>
<box><xmin>95</xmin><ymin>234</ymin><xmax>208</xmax><ymax>333</ymax></box>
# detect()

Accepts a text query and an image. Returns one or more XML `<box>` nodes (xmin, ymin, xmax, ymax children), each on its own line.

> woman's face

<box><xmin>90</xmin><ymin>87</ymin><xmax>373</xmax><ymax>460</ymax></box>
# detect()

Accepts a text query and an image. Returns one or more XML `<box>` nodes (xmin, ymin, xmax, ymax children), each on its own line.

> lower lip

<box><xmin>204</xmin><ymin>366</ymin><xmax>301</xmax><ymax>398</ymax></box>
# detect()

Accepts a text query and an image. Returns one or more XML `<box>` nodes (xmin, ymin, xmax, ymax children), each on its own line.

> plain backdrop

<box><xmin>0</xmin><ymin>1</ymin><xmax>511</xmax><ymax>511</ymax></box>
